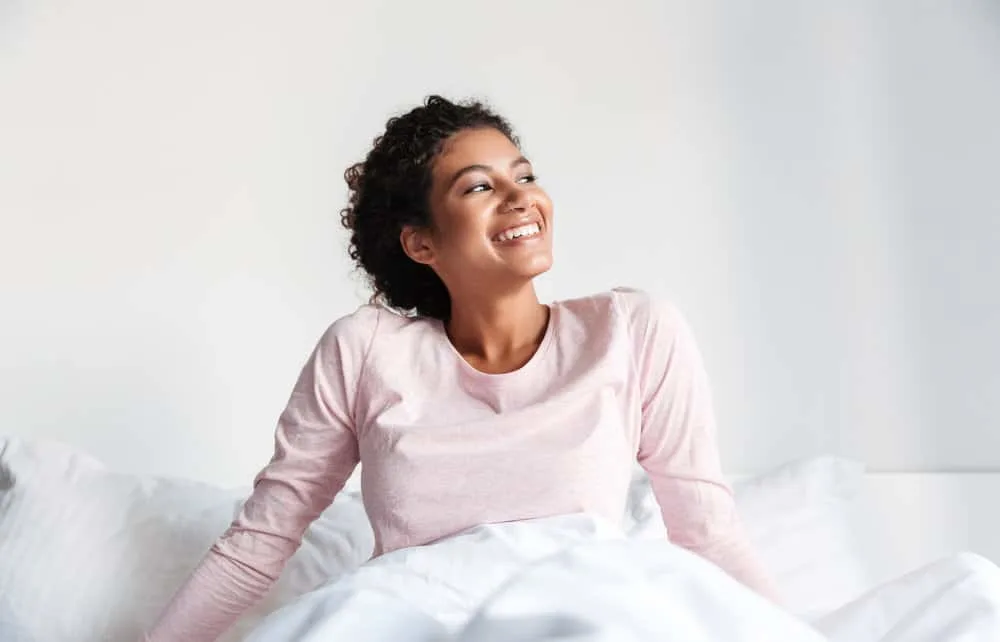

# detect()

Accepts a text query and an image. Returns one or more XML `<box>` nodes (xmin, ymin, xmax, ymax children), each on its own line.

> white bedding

<box><xmin>2</xmin><ymin>437</ymin><xmax>1000</xmax><ymax>642</ymax></box>
<box><xmin>243</xmin><ymin>514</ymin><xmax>1000</xmax><ymax>642</ymax></box>
<box><xmin>244</xmin><ymin>514</ymin><xmax>825</xmax><ymax>642</ymax></box>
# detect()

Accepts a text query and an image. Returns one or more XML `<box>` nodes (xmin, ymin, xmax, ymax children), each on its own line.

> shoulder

<box><xmin>320</xmin><ymin>303</ymin><xmax>380</xmax><ymax>345</ymax></box>
<box><xmin>317</xmin><ymin>303</ymin><xmax>432</xmax><ymax>357</ymax></box>
<box><xmin>607</xmin><ymin>287</ymin><xmax>686</xmax><ymax>335</ymax></box>
<box><xmin>551</xmin><ymin>289</ymin><xmax>692</xmax><ymax>362</ymax></box>
<box><xmin>555</xmin><ymin>287</ymin><xmax>685</xmax><ymax>335</ymax></box>
<box><xmin>325</xmin><ymin>301</ymin><xmax>423</xmax><ymax>336</ymax></box>
<box><xmin>313</xmin><ymin>303</ymin><xmax>389</xmax><ymax>358</ymax></box>
<box><xmin>603</xmin><ymin>289</ymin><xmax>705</xmax><ymax>380</ymax></box>
<box><xmin>309</xmin><ymin>304</ymin><xmax>427</xmax><ymax>386</ymax></box>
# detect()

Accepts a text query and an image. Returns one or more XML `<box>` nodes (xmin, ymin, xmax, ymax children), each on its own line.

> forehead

<box><xmin>433</xmin><ymin>127</ymin><xmax>521</xmax><ymax>172</ymax></box>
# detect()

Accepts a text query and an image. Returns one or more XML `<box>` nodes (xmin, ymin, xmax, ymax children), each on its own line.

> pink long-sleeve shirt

<box><xmin>147</xmin><ymin>288</ymin><xmax>778</xmax><ymax>640</ymax></box>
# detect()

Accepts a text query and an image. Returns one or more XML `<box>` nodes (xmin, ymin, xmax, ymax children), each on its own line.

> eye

<box><xmin>516</xmin><ymin>174</ymin><xmax>537</xmax><ymax>184</ymax></box>
<box><xmin>464</xmin><ymin>182</ymin><xmax>492</xmax><ymax>195</ymax></box>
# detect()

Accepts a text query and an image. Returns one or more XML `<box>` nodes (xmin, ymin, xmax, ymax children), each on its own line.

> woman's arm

<box><xmin>618</xmin><ymin>289</ymin><xmax>782</xmax><ymax>604</ymax></box>
<box><xmin>145</xmin><ymin>307</ymin><xmax>379</xmax><ymax>641</ymax></box>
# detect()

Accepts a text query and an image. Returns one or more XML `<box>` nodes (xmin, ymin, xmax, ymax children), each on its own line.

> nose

<box><xmin>500</xmin><ymin>183</ymin><xmax>533</xmax><ymax>213</ymax></box>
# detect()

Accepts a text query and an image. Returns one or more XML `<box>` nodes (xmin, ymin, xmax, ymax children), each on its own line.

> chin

<box><xmin>520</xmin><ymin>254</ymin><xmax>553</xmax><ymax>279</ymax></box>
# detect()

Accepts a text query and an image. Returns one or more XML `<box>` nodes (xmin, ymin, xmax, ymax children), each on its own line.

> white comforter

<box><xmin>245</xmin><ymin>514</ymin><xmax>1000</xmax><ymax>642</ymax></box>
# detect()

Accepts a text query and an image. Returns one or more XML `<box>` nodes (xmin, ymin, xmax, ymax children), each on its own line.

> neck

<box><xmin>445</xmin><ymin>283</ymin><xmax>549</xmax><ymax>371</ymax></box>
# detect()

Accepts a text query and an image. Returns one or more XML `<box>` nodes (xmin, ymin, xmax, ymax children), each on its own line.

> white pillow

<box><xmin>736</xmin><ymin>456</ymin><xmax>871</xmax><ymax>619</ymax></box>
<box><xmin>624</xmin><ymin>455</ymin><xmax>870</xmax><ymax>620</ymax></box>
<box><xmin>0</xmin><ymin>437</ymin><xmax>372</xmax><ymax>642</ymax></box>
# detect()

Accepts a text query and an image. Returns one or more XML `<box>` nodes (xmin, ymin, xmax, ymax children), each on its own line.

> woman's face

<box><xmin>402</xmin><ymin>127</ymin><xmax>554</xmax><ymax>297</ymax></box>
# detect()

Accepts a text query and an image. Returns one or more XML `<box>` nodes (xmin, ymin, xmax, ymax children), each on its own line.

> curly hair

<box><xmin>340</xmin><ymin>95</ymin><xmax>519</xmax><ymax>321</ymax></box>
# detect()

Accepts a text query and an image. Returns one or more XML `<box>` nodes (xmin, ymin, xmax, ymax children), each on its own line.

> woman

<box><xmin>147</xmin><ymin>95</ymin><xmax>780</xmax><ymax>640</ymax></box>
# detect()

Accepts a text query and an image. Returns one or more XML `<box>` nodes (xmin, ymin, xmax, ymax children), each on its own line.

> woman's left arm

<box><xmin>620</xmin><ymin>289</ymin><xmax>782</xmax><ymax>604</ymax></box>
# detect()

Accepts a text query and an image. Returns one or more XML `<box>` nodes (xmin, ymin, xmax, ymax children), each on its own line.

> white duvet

<box><xmin>243</xmin><ymin>514</ymin><xmax>1000</xmax><ymax>642</ymax></box>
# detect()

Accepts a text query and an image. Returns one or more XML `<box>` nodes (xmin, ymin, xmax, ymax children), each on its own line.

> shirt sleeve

<box><xmin>618</xmin><ymin>288</ymin><xmax>782</xmax><ymax>604</ymax></box>
<box><xmin>145</xmin><ymin>306</ymin><xmax>379</xmax><ymax>641</ymax></box>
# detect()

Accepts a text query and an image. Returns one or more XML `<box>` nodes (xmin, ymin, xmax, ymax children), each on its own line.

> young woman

<box><xmin>147</xmin><ymin>95</ymin><xmax>780</xmax><ymax>640</ymax></box>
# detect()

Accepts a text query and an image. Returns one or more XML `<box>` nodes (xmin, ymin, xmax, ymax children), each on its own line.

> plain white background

<box><xmin>2</xmin><ymin>0</ymin><xmax>998</xmax><ymax>487</ymax></box>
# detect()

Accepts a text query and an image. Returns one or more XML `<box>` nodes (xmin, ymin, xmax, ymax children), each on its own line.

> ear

<box><xmin>400</xmin><ymin>225</ymin><xmax>436</xmax><ymax>266</ymax></box>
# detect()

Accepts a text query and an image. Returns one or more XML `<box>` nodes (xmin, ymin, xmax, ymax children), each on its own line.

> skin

<box><xmin>400</xmin><ymin>127</ymin><xmax>555</xmax><ymax>375</ymax></box>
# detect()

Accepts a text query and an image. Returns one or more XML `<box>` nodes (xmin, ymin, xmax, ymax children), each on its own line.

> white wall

<box><xmin>2</xmin><ymin>0</ymin><xmax>998</xmax><ymax>487</ymax></box>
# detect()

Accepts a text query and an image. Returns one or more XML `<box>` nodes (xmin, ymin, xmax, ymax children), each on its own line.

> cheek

<box><xmin>534</xmin><ymin>189</ymin><xmax>554</xmax><ymax>218</ymax></box>
<box><xmin>434</xmin><ymin>204</ymin><xmax>491</xmax><ymax>251</ymax></box>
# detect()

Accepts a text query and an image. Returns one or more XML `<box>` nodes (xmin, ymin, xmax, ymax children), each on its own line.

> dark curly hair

<box><xmin>340</xmin><ymin>95</ymin><xmax>519</xmax><ymax>321</ymax></box>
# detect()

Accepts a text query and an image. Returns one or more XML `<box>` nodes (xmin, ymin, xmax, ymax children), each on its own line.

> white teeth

<box><xmin>494</xmin><ymin>222</ymin><xmax>540</xmax><ymax>242</ymax></box>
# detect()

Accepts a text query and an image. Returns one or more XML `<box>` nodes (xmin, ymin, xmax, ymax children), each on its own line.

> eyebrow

<box><xmin>447</xmin><ymin>156</ymin><xmax>532</xmax><ymax>190</ymax></box>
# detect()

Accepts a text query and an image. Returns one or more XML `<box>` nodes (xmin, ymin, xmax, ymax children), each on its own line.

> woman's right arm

<box><xmin>145</xmin><ymin>308</ymin><xmax>379</xmax><ymax>641</ymax></box>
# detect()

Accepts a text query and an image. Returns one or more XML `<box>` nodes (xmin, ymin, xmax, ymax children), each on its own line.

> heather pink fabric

<box><xmin>147</xmin><ymin>288</ymin><xmax>778</xmax><ymax>640</ymax></box>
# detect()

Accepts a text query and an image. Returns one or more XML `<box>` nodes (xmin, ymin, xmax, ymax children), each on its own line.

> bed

<box><xmin>1</xmin><ymin>436</ymin><xmax>998</xmax><ymax>641</ymax></box>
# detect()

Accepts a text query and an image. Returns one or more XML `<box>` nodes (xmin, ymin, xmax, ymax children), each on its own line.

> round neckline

<box><xmin>436</xmin><ymin>303</ymin><xmax>557</xmax><ymax>384</ymax></box>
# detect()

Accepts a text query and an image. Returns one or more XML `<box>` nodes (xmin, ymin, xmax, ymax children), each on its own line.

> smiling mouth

<box><xmin>491</xmin><ymin>222</ymin><xmax>542</xmax><ymax>243</ymax></box>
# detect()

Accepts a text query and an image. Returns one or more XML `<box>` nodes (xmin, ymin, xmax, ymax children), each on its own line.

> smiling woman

<box><xmin>340</xmin><ymin>97</ymin><xmax>552</xmax><ymax>324</ymax></box>
<box><xmin>398</xmin><ymin>128</ymin><xmax>554</xmax><ymax>323</ymax></box>
<box><xmin>145</xmin><ymin>96</ymin><xmax>780</xmax><ymax>641</ymax></box>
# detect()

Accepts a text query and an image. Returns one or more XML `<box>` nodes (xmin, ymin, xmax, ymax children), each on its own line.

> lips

<box><xmin>491</xmin><ymin>219</ymin><xmax>543</xmax><ymax>243</ymax></box>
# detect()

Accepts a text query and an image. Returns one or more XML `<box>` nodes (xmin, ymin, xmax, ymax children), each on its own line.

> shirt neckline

<box><xmin>435</xmin><ymin>303</ymin><xmax>558</xmax><ymax>385</ymax></box>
